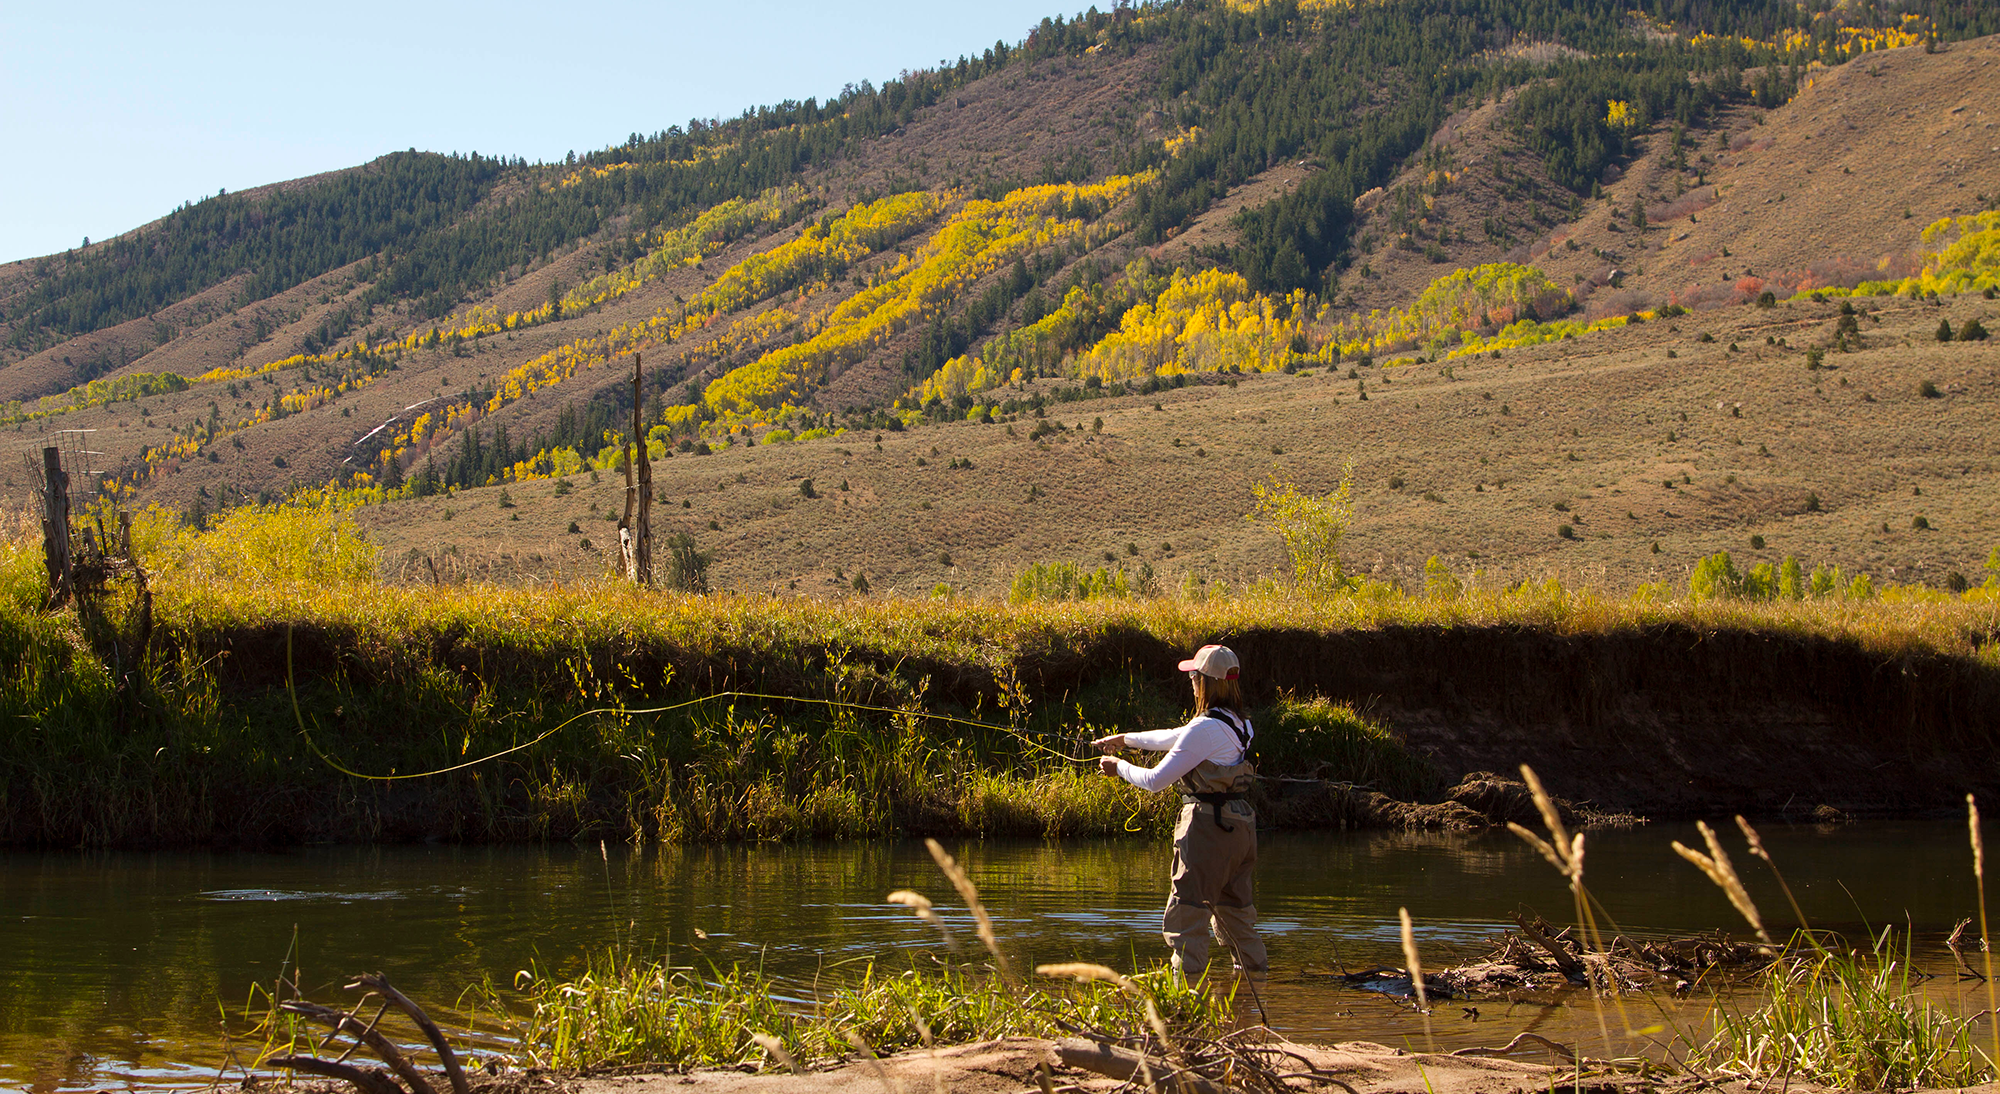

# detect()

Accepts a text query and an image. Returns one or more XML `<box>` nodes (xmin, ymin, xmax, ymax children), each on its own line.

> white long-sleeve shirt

<box><xmin>1114</xmin><ymin>712</ymin><xmax>1253</xmax><ymax>793</ymax></box>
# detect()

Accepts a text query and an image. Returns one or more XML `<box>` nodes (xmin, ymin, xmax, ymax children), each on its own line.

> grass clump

<box><xmin>1697</xmin><ymin>930</ymin><xmax>1994</xmax><ymax>1089</ymax></box>
<box><xmin>513</xmin><ymin>953</ymin><xmax>1210</xmax><ymax>1071</ymax></box>
<box><xmin>1254</xmin><ymin>695</ymin><xmax>1444</xmax><ymax>801</ymax></box>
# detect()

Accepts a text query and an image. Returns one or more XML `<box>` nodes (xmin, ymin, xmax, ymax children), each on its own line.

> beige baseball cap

<box><xmin>1178</xmin><ymin>644</ymin><xmax>1240</xmax><ymax>680</ymax></box>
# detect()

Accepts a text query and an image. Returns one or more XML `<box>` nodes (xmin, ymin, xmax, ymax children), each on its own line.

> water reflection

<box><xmin>0</xmin><ymin>820</ymin><xmax>1990</xmax><ymax>1092</ymax></box>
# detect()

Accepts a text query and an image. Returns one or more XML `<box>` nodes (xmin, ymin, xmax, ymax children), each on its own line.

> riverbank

<box><xmin>432</xmin><ymin>1038</ymin><xmax>1974</xmax><ymax>1094</ymax></box>
<box><xmin>5</xmin><ymin>580</ymin><xmax>1999</xmax><ymax>847</ymax></box>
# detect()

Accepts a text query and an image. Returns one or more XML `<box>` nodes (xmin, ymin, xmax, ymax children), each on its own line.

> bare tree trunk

<box><xmin>632</xmin><ymin>353</ymin><xmax>653</xmax><ymax>587</ymax></box>
<box><xmin>620</xmin><ymin>424</ymin><xmax>637</xmax><ymax>581</ymax></box>
<box><xmin>40</xmin><ymin>447</ymin><xmax>71</xmax><ymax>608</ymax></box>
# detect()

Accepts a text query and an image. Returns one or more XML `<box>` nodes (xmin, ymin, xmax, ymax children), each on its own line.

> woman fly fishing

<box><xmin>1092</xmin><ymin>644</ymin><xmax>1269</xmax><ymax>982</ymax></box>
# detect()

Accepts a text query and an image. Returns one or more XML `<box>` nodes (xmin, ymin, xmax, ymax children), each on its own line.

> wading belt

<box><xmin>1179</xmin><ymin>708</ymin><xmax>1252</xmax><ymax>832</ymax></box>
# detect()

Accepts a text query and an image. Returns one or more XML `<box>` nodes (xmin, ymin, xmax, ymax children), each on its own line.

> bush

<box><xmin>1918</xmin><ymin>380</ymin><xmax>1942</xmax><ymax>398</ymax></box>
<box><xmin>1008</xmin><ymin>560</ymin><xmax>1133</xmax><ymax>604</ymax></box>
<box><xmin>1936</xmin><ymin>318</ymin><xmax>1955</xmax><ymax>342</ymax></box>
<box><xmin>1690</xmin><ymin>551</ymin><xmax>1742</xmax><ymax>601</ymax></box>
<box><xmin>1961</xmin><ymin>318</ymin><xmax>1989</xmax><ymax>341</ymax></box>
<box><xmin>663</xmin><ymin>532</ymin><xmax>711</xmax><ymax>593</ymax></box>
<box><xmin>1250</xmin><ymin>469</ymin><xmax>1354</xmax><ymax>598</ymax></box>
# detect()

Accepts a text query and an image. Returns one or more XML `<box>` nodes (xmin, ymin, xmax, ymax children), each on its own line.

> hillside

<box><xmin>2</xmin><ymin>0</ymin><xmax>1998</xmax><ymax>598</ymax></box>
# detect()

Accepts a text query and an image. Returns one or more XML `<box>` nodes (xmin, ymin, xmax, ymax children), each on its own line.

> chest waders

<box><xmin>1176</xmin><ymin>708</ymin><xmax>1254</xmax><ymax>831</ymax></box>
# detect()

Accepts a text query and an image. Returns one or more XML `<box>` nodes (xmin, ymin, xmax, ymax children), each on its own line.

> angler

<box><xmin>1093</xmin><ymin>644</ymin><xmax>1269</xmax><ymax>982</ymax></box>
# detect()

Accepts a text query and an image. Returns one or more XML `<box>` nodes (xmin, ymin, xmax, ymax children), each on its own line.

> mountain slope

<box><xmin>3</xmin><ymin>0</ymin><xmax>1997</xmax><ymax>595</ymax></box>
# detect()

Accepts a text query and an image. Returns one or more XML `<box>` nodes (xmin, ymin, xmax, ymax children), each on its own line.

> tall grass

<box><xmin>5</xmin><ymin>505</ymin><xmax>2000</xmax><ymax>846</ymax></box>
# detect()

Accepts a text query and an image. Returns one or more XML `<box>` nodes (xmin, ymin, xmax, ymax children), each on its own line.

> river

<box><xmin>1</xmin><ymin>819</ymin><xmax>1992</xmax><ymax>1091</ymax></box>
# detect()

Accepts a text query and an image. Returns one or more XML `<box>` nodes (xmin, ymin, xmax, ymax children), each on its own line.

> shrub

<box><xmin>1007</xmin><ymin>560</ymin><xmax>1133</xmax><ymax>604</ymax></box>
<box><xmin>1557</xmin><ymin>524</ymin><xmax>1576</xmax><ymax>540</ymax></box>
<box><xmin>1250</xmin><ymin>468</ymin><xmax>1355</xmax><ymax>598</ymax></box>
<box><xmin>798</xmin><ymin>479</ymin><xmax>816</xmax><ymax>499</ymax></box>
<box><xmin>1936</xmin><ymin>318</ymin><xmax>1955</xmax><ymax>342</ymax></box>
<box><xmin>1918</xmin><ymin>380</ymin><xmax>1942</xmax><ymax>398</ymax></box>
<box><xmin>1961</xmin><ymin>318</ymin><xmax>1990</xmax><ymax>341</ymax></box>
<box><xmin>1690</xmin><ymin>551</ymin><xmax>1743</xmax><ymax>601</ymax></box>
<box><xmin>1422</xmin><ymin>555</ymin><xmax>1462</xmax><ymax>599</ymax></box>
<box><xmin>1779</xmin><ymin>556</ymin><xmax>1804</xmax><ymax>600</ymax></box>
<box><xmin>663</xmin><ymin>532</ymin><xmax>712</xmax><ymax>593</ymax></box>
<box><xmin>1749</xmin><ymin>534</ymin><xmax>1766</xmax><ymax>549</ymax></box>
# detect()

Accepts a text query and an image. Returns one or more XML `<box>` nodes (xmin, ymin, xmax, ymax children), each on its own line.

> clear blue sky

<box><xmin>0</xmin><ymin>0</ymin><xmax>1074</xmax><ymax>264</ymax></box>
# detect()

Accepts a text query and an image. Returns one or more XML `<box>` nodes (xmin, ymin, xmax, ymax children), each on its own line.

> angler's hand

<box><xmin>1090</xmin><ymin>733</ymin><xmax>1127</xmax><ymax>754</ymax></box>
<box><xmin>1097</xmin><ymin>755</ymin><xmax>1122</xmax><ymax>777</ymax></box>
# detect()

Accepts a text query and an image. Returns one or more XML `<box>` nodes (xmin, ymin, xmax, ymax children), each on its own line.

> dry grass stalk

<box><xmin>1397</xmin><ymin>909</ymin><xmax>1429</xmax><ymax>1012</ymax></box>
<box><xmin>924</xmin><ymin>838</ymin><xmax>1017</xmax><ymax>988</ymax></box>
<box><xmin>750</xmin><ymin>1032</ymin><xmax>802</xmax><ymax>1076</ymax></box>
<box><xmin>1508</xmin><ymin>763</ymin><xmax>1585</xmax><ymax>891</ymax></box>
<box><xmin>1508</xmin><ymin>764</ymin><xmax>1623</xmax><ymax>1058</ymax></box>
<box><xmin>1035</xmin><ymin>962</ymin><xmax>1140</xmax><ymax>995</ymax></box>
<box><xmin>1034</xmin><ymin>963</ymin><xmax>1175</xmax><ymax>1055</ymax></box>
<box><xmin>887</xmin><ymin>889</ymin><xmax>958</xmax><ymax>950</ymax></box>
<box><xmin>1971</xmin><ymin>794</ymin><xmax>1998</xmax><ymax>1071</ymax></box>
<box><xmin>1399</xmin><ymin>907</ymin><xmax>1436</xmax><ymax>1053</ymax></box>
<box><xmin>1672</xmin><ymin>821</ymin><xmax>1772</xmax><ymax>946</ymax></box>
<box><xmin>843</xmin><ymin>1030</ymin><xmax>902</xmax><ymax>1094</ymax></box>
<box><xmin>1736</xmin><ymin>815</ymin><xmax>1810</xmax><ymax>934</ymax></box>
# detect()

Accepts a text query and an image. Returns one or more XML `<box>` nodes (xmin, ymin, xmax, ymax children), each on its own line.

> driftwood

<box><xmin>351</xmin><ymin>973</ymin><xmax>470</xmax><ymax>1094</ymax></box>
<box><xmin>1320</xmin><ymin>914</ymin><xmax>1775</xmax><ymax>1002</ymax></box>
<box><xmin>263</xmin><ymin>973</ymin><xmax>466</xmax><ymax>1094</ymax></box>
<box><xmin>264</xmin><ymin>1057</ymin><xmax>406</xmax><ymax>1094</ymax></box>
<box><xmin>1511</xmin><ymin>911</ymin><xmax>1588</xmax><ymax>984</ymax></box>
<box><xmin>1054</xmin><ymin>1038</ymin><xmax>1237</xmax><ymax>1094</ymax></box>
<box><xmin>280</xmin><ymin>1001</ymin><xmax>435</xmax><ymax>1094</ymax></box>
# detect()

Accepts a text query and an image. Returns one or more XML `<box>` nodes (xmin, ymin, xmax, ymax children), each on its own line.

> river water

<box><xmin>2</xmin><ymin>820</ymin><xmax>1993</xmax><ymax>1092</ymax></box>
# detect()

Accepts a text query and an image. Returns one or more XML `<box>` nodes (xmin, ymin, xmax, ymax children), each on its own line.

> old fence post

<box><xmin>40</xmin><ymin>446</ymin><xmax>72</xmax><ymax>607</ymax></box>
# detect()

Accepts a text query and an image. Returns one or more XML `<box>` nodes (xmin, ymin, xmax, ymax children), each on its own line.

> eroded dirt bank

<box><xmin>1226</xmin><ymin>623</ymin><xmax>2000</xmax><ymax>821</ymax></box>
